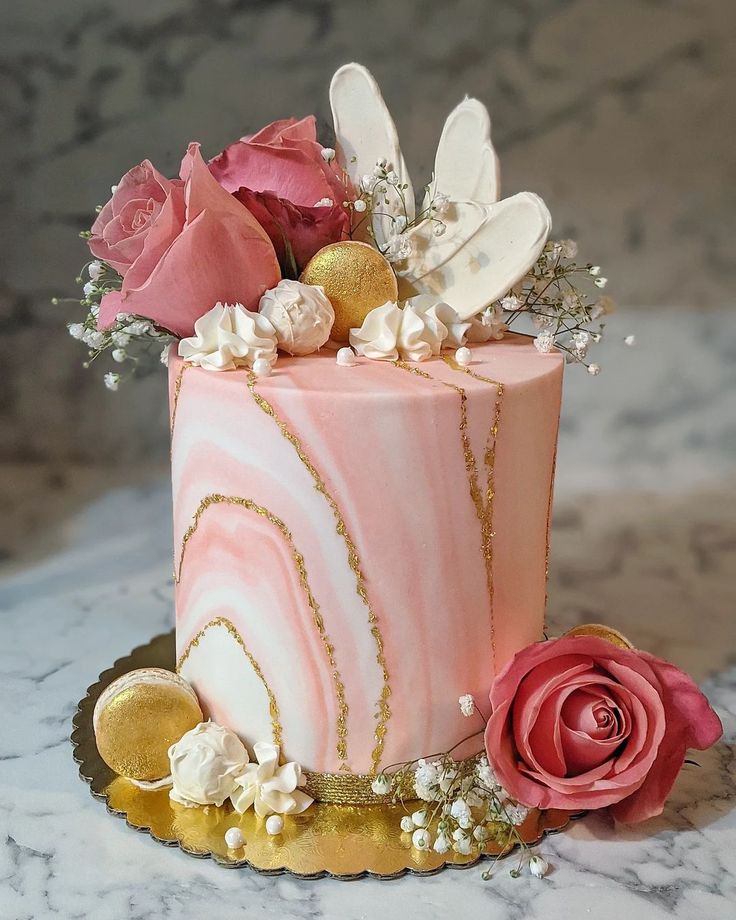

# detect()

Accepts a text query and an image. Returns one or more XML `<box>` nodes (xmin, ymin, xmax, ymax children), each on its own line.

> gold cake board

<box><xmin>71</xmin><ymin>630</ymin><xmax>576</xmax><ymax>879</ymax></box>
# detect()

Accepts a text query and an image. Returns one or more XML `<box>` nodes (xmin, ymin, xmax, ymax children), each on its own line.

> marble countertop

<box><xmin>1</xmin><ymin>310</ymin><xmax>735</xmax><ymax>919</ymax></box>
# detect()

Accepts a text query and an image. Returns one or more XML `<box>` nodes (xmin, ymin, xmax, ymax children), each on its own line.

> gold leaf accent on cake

<box><xmin>442</xmin><ymin>356</ymin><xmax>504</xmax><ymax>667</ymax></box>
<box><xmin>177</xmin><ymin>616</ymin><xmax>282</xmax><ymax>747</ymax></box>
<box><xmin>169</xmin><ymin>361</ymin><xmax>190</xmax><ymax>436</ymax></box>
<box><xmin>246</xmin><ymin>376</ymin><xmax>391</xmax><ymax>776</ymax></box>
<box><xmin>394</xmin><ymin>358</ymin><xmax>503</xmax><ymax>669</ymax></box>
<box><xmin>176</xmin><ymin>495</ymin><xmax>349</xmax><ymax>766</ymax></box>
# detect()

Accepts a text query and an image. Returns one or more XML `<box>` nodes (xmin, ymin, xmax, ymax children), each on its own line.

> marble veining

<box><xmin>0</xmin><ymin>310</ymin><xmax>735</xmax><ymax>917</ymax></box>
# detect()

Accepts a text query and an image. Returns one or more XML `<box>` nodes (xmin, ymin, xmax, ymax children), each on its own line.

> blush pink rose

<box><xmin>208</xmin><ymin>116</ymin><xmax>349</xmax><ymax>211</ymax></box>
<box><xmin>233</xmin><ymin>188</ymin><xmax>348</xmax><ymax>275</ymax></box>
<box><xmin>95</xmin><ymin>144</ymin><xmax>281</xmax><ymax>338</ymax></box>
<box><xmin>89</xmin><ymin>160</ymin><xmax>184</xmax><ymax>277</ymax></box>
<box><xmin>485</xmin><ymin>635</ymin><xmax>722</xmax><ymax>823</ymax></box>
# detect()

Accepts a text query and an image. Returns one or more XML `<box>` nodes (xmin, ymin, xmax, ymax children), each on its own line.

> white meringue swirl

<box><xmin>349</xmin><ymin>296</ymin><xmax>468</xmax><ymax>362</ymax></box>
<box><xmin>230</xmin><ymin>741</ymin><xmax>313</xmax><ymax>818</ymax></box>
<box><xmin>178</xmin><ymin>302</ymin><xmax>278</xmax><ymax>371</ymax></box>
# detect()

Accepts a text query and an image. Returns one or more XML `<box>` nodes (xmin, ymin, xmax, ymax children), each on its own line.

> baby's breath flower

<box><xmin>504</xmin><ymin>802</ymin><xmax>530</xmax><ymax>826</ymax></box>
<box><xmin>473</xmin><ymin>825</ymin><xmax>490</xmax><ymax>843</ymax></box>
<box><xmin>594</xmin><ymin>276</ymin><xmax>608</xmax><ymax>289</ymax></box>
<box><xmin>624</xmin><ymin>334</ymin><xmax>636</xmax><ymax>346</ymax></box>
<box><xmin>83</xmin><ymin>329</ymin><xmax>105</xmax><ymax>349</ymax></box>
<box><xmin>353</xmin><ymin>199</ymin><xmax>367</xmax><ymax>213</ymax></box>
<box><xmin>111</xmin><ymin>331</ymin><xmax>130</xmax><ymax>348</ymax></box>
<box><xmin>111</xmin><ymin>348</ymin><xmax>127</xmax><ymax>363</ymax></box>
<box><xmin>560</xmin><ymin>239</ymin><xmax>578</xmax><ymax>258</ymax></box>
<box><xmin>400</xmin><ymin>815</ymin><xmax>414</xmax><ymax>833</ymax></box>
<box><xmin>104</xmin><ymin>372</ymin><xmax>120</xmax><ymax>391</ymax></box>
<box><xmin>433</xmin><ymin>223</ymin><xmax>446</xmax><ymax>237</ymax></box>
<box><xmin>499</xmin><ymin>294</ymin><xmax>522</xmax><ymax>312</ymax></box>
<box><xmin>433</xmin><ymin>832</ymin><xmax>451</xmax><ymax>854</ymax></box>
<box><xmin>370</xmin><ymin>774</ymin><xmax>391</xmax><ymax>796</ymax></box>
<box><xmin>411</xmin><ymin>828</ymin><xmax>432</xmax><ymax>850</ymax></box>
<box><xmin>320</xmin><ymin>147</ymin><xmax>335</xmax><ymax>162</ymax></box>
<box><xmin>88</xmin><ymin>260</ymin><xmax>103</xmax><ymax>281</ymax></box>
<box><xmin>411</xmin><ymin>809</ymin><xmax>429</xmax><ymax>828</ymax></box>
<box><xmin>83</xmin><ymin>281</ymin><xmax>95</xmax><ymax>298</ymax></box>
<box><xmin>68</xmin><ymin>323</ymin><xmax>85</xmax><ymax>340</ymax></box>
<box><xmin>529</xmin><ymin>855</ymin><xmax>549</xmax><ymax>878</ymax></box>
<box><xmin>534</xmin><ymin>330</ymin><xmax>555</xmax><ymax>354</ymax></box>
<box><xmin>588</xmin><ymin>265</ymin><xmax>601</xmax><ymax>276</ymax></box>
<box><xmin>458</xmin><ymin>694</ymin><xmax>475</xmax><ymax>717</ymax></box>
<box><xmin>452</xmin><ymin>829</ymin><xmax>473</xmax><ymax>855</ymax></box>
<box><xmin>450</xmin><ymin>798</ymin><xmax>473</xmax><ymax>829</ymax></box>
<box><xmin>587</xmin><ymin>363</ymin><xmax>601</xmax><ymax>376</ymax></box>
<box><xmin>431</xmin><ymin>193</ymin><xmax>450</xmax><ymax>216</ymax></box>
<box><xmin>124</xmin><ymin>319</ymin><xmax>152</xmax><ymax>336</ymax></box>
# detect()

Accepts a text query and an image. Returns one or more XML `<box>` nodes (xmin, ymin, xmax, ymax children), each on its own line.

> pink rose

<box><xmin>89</xmin><ymin>160</ymin><xmax>184</xmax><ymax>277</ymax></box>
<box><xmin>94</xmin><ymin>144</ymin><xmax>281</xmax><ymax>337</ymax></box>
<box><xmin>234</xmin><ymin>188</ymin><xmax>347</xmax><ymax>274</ymax></box>
<box><xmin>208</xmin><ymin>116</ymin><xmax>349</xmax><ymax>210</ymax></box>
<box><xmin>485</xmin><ymin>635</ymin><xmax>722</xmax><ymax>823</ymax></box>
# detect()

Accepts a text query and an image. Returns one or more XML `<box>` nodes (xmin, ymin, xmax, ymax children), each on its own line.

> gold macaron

<box><xmin>93</xmin><ymin>667</ymin><xmax>203</xmax><ymax>783</ymax></box>
<box><xmin>300</xmin><ymin>240</ymin><xmax>398</xmax><ymax>342</ymax></box>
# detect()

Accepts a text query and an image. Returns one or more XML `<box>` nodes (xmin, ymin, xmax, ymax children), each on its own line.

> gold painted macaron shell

<box><xmin>300</xmin><ymin>240</ymin><xmax>398</xmax><ymax>343</ymax></box>
<box><xmin>564</xmin><ymin>623</ymin><xmax>634</xmax><ymax>650</ymax></box>
<box><xmin>93</xmin><ymin>667</ymin><xmax>203</xmax><ymax>782</ymax></box>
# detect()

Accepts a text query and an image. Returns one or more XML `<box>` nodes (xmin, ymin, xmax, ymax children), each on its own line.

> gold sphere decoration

<box><xmin>93</xmin><ymin>668</ymin><xmax>203</xmax><ymax>782</ymax></box>
<box><xmin>564</xmin><ymin>623</ymin><xmax>634</xmax><ymax>650</ymax></box>
<box><xmin>300</xmin><ymin>240</ymin><xmax>398</xmax><ymax>342</ymax></box>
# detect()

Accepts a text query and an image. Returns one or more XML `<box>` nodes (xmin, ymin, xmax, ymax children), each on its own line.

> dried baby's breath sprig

<box><xmin>346</xmin><ymin>157</ymin><xmax>447</xmax><ymax>263</ymax></box>
<box><xmin>370</xmin><ymin>696</ymin><xmax>548</xmax><ymax>878</ymax></box>
<box><xmin>56</xmin><ymin>258</ymin><xmax>175</xmax><ymax>388</ymax></box>
<box><xmin>493</xmin><ymin>239</ymin><xmax>619</xmax><ymax>373</ymax></box>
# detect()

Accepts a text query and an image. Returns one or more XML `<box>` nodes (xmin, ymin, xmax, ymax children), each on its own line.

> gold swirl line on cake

<box><xmin>246</xmin><ymin>375</ymin><xmax>391</xmax><ymax>777</ymax></box>
<box><xmin>177</xmin><ymin>616</ymin><xmax>283</xmax><ymax>747</ymax></box>
<box><xmin>169</xmin><ymin>361</ymin><xmax>190</xmax><ymax>436</ymax></box>
<box><xmin>442</xmin><ymin>356</ymin><xmax>504</xmax><ymax>668</ymax></box>
<box><xmin>175</xmin><ymin>494</ymin><xmax>350</xmax><ymax>766</ymax></box>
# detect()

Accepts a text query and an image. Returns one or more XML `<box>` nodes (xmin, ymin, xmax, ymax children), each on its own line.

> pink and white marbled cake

<box><xmin>168</xmin><ymin>334</ymin><xmax>563</xmax><ymax>786</ymax></box>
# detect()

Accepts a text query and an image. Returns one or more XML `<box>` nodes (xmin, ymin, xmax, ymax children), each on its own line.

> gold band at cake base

<box><xmin>304</xmin><ymin>754</ymin><xmax>482</xmax><ymax>805</ymax></box>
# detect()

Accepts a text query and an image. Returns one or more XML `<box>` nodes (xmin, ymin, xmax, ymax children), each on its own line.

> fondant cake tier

<box><xmin>168</xmin><ymin>335</ymin><xmax>563</xmax><ymax>785</ymax></box>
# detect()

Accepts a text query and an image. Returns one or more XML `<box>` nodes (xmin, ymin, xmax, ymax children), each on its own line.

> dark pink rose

<box><xmin>208</xmin><ymin>116</ymin><xmax>348</xmax><ymax>209</ymax></box>
<box><xmin>485</xmin><ymin>635</ymin><xmax>722</xmax><ymax>823</ymax></box>
<box><xmin>233</xmin><ymin>188</ymin><xmax>347</xmax><ymax>275</ymax></box>
<box><xmin>89</xmin><ymin>160</ymin><xmax>185</xmax><ymax>276</ymax></box>
<box><xmin>95</xmin><ymin>144</ymin><xmax>281</xmax><ymax>338</ymax></box>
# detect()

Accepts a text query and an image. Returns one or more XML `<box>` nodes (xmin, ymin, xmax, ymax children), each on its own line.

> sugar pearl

<box><xmin>224</xmin><ymin>827</ymin><xmax>245</xmax><ymax>849</ymax></box>
<box><xmin>336</xmin><ymin>347</ymin><xmax>358</xmax><ymax>367</ymax></box>
<box><xmin>455</xmin><ymin>346</ymin><xmax>472</xmax><ymax>367</ymax></box>
<box><xmin>265</xmin><ymin>814</ymin><xmax>284</xmax><ymax>836</ymax></box>
<box><xmin>252</xmin><ymin>358</ymin><xmax>272</xmax><ymax>378</ymax></box>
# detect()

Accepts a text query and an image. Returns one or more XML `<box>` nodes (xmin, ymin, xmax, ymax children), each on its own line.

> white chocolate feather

<box><xmin>329</xmin><ymin>63</ymin><xmax>414</xmax><ymax>246</ymax></box>
<box><xmin>402</xmin><ymin>192</ymin><xmax>551</xmax><ymax>320</ymax></box>
<box><xmin>430</xmin><ymin>96</ymin><xmax>500</xmax><ymax>204</ymax></box>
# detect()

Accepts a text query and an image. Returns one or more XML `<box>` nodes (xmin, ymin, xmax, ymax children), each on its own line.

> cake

<box><xmin>169</xmin><ymin>337</ymin><xmax>562</xmax><ymax>795</ymax></box>
<box><xmin>68</xmin><ymin>61</ymin><xmax>720</xmax><ymax>872</ymax></box>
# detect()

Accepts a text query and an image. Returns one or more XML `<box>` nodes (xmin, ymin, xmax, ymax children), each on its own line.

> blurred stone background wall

<box><xmin>1</xmin><ymin>0</ymin><xmax>734</xmax><ymax>465</ymax></box>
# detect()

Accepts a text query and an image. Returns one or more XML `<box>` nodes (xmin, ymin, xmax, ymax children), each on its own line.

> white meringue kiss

<box><xmin>168</xmin><ymin>722</ymin><xmax>248</xmax><ymax>808</ymax></box>
<box><xmin>258</xmin><ymin>279</ymin><xmax>335</xmax><ymax>356</ymax></box>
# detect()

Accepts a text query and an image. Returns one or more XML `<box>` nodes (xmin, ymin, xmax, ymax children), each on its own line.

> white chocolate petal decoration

<box><xmin>401</xmin><ymin>192</ymin><xmax>551</xmax><ymax>321</ymax></box>
<box><xmin>429</xmin><ymin>97</ymin><xmax>500</xmax><ymax>205</ymax></box>
<box><xmin>330</xmin><ymin>63</ymin><xmax>414</xmax><ymax>246</ymax></box>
